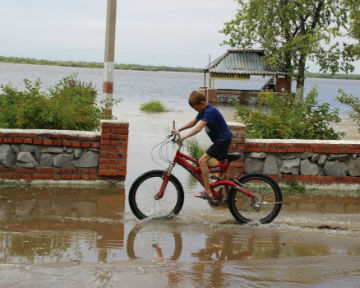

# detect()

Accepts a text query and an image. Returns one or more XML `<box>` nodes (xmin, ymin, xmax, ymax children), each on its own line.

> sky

<box><xmin>0</xmin><ymin>0</ymin><xmax>238</xmax><ymax>68</ymax></box>
<box><xmin>1</xmin><ymin>0</ymin><xmax>359</xmax><ymax>72</ymax></box>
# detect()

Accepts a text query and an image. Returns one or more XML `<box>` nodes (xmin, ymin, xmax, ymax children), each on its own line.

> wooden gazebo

<box><xmin>202</xmin><ymin>49</ymin><xmax>291</xmax><ymax>104</ymax></box>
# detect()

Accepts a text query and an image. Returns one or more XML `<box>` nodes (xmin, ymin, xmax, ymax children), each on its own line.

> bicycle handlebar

<box><xmin>168</xmin><ymin>131</ymin><xmax>182</xmax><ymax>145</ymax></box>
<box><xmin>168</xmin><ymin>120</ymin><xmax>183</xmax><ymax>147</ymax></box>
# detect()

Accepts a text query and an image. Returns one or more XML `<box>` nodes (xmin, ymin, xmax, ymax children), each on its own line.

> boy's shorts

<box><xmin>206</xmin><ymin>138</ymin><xmax>231</xmax><ymax>161</ymax></box>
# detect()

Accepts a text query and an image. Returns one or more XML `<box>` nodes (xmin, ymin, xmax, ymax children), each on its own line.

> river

<box><xmin>0</xmin><ymin>63</ymin><xmax>360</xmax><ymax>287</ymax></box>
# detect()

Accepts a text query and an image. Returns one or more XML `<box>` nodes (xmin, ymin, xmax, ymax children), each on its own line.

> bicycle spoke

<box><xmin>129</xmin><ymin>171</ymin><xmax>184</xmax><ymax>219</ymax></box>
<box><xmin>229</xmin><ymin>174</ymin><xmax>282</xmax><ymax>224</ymax></box>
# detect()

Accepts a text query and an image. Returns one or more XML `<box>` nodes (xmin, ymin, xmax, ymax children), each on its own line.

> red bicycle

<box><xmin>129</xmin><ymin>123</ymin><xmax>282</xmax><ymax>224</ymax></box>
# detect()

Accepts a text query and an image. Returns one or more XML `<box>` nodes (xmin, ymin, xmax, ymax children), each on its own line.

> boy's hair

<box><xmin>188</xmin><ymin>90</ymin><xmax>206</xmax><ymax>106</ymax></box>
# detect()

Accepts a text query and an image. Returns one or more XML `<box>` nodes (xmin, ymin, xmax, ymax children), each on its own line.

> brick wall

<box><xmin>229</xmin><ymin>123</ymin><xmax>360</xmax><ymax>185</ymax></box>
<box><xmin>0</xmin><ymin>120</ymin><xmax>128</xmax><ymax>184</ymax></box>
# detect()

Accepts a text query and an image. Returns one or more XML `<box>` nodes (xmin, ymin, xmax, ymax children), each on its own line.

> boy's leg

<box><xmin>220</xmin><ymin>159</ymin><xmax>230</xmax><ymax>201</ymax></box>
<box><xmin>194</xmin><ymin>139</ymin><xmax>231</xmax><ymax>199</ymax></box>
<box><xmin>213</xmin><ymin>158</ymin><xmax>230</xmax><ymax>201</ymax></box>
<box><xmin>195</xmin><ymin>153</ymin><xmax>212</xmax><ymax>197</ymax></box>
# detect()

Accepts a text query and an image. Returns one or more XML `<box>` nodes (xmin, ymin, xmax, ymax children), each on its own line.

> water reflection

<box><xmin>124</xmin><ymin>221</ymin><xmax>344</xmax><ymax>263</ymax></box>
<box><xmin>127</xmin><ymin>223</ymin><xmax>182</xmax><ymax>260</ymax></box>
<box><xmin>122</xmin><ymin>221</ymin><xmax>360</xmax><ymax>288</ymax></box>
<box><xmin>0</xmin><ymin>187</ymin><xmax>125</xmax><ymax>264</ymax></box>
<box><xmin>0</xmin><ymin>186</ymin><xmax>359</xmax><ymax>266</ymax></box>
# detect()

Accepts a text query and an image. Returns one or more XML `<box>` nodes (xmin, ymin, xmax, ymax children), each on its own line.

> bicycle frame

<box><xmin>155</xmin><ymin>148</ymin><xmax>255</xmax><ymax>200</ymax></box>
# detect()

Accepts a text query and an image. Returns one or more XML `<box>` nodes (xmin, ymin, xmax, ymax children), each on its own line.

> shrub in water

<box><xmin>233</xmin><ymin>87</ymin><xmax>344</xmax><ymax>140</ymax></box>
<box><xmin>186</xmin><ymin>138</ymin><xmax>206</xmax><ymax>160</ymax></box>
<box><xmin>49</xmin><ymin>75</ymin><xmax>101</xmax><ymax>130</ymax></box>
<box><xmin>185</xmin><ymin>138</ymin><xmax>214</xmax><ymax>165</ymax></box>
<box><xmin>0</xmin><ymin>75</ymin><xmax>103</xmax><ymax>131</ymax></box>
<box><xmin>140</xmin><ymin>101</ymin><xmax>168</xmax><ymax>113</ymax></box>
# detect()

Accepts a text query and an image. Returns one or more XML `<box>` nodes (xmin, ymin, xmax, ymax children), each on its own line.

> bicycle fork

<box><xmin>154</xmin><ymin>162</ymin><xmax>175</xmax><ymax>200</ymax></box>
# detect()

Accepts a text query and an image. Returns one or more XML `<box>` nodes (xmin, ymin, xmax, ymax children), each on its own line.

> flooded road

<box><xmin>0</xmin><ymin>186</ymin><xmax>359</xmax><ymax>287</ymax></box>
<box><xmin>0</xmin><ymin>102</ymin><xmax>360</xmax><ymax>287</ymax></box>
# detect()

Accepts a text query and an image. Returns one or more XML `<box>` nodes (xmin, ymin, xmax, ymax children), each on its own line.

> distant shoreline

<box><xmin>0</xmin><ymin>56</ymin><xmax>202</xmax><ymax>73</ymax></box>
<box><xmin>1</xmin><ymin>56</ymin><xmax>360</xmax><ymax>80</ymax></box>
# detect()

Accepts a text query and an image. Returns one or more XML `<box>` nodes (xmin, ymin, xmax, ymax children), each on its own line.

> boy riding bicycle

<box><xmin>174</xmin><ymin>90</ymin><xmax>232</xmax><ymax>201</ymax></box>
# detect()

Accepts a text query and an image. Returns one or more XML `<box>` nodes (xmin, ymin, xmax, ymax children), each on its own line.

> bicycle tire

<box><xmin>128</xmin><ymin>170</ymin><xmax>184</xmax><ymax>220</ymax></box>
<box><xmin>228</xmin><ymin>173</ymin><xmax>282</xmax><ymax>224</ymax></box>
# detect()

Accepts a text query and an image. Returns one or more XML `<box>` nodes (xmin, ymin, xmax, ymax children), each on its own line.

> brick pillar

<box><xmin>227</xmin><ymin>122</ymin><xmax>247</xmax><ymax>179</ymax></box>
<box><xmin>275</xmin><ymin>76</ymin><xmax>292</xmax><ymax>92</ymax></box>
<box><xmin>99</xmin><ymin>120</ymin><xmax>129</xmax><ymax>180</ymax></box>
<box><xmin>206</xmin><ymin>88</ymin><xmax>217</xmax><ymax>105</ymax></box>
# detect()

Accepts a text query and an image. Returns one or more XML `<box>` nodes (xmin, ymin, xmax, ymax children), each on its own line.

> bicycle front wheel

<box><xmin>228</xmin><ymin>174</ymin><xmax>282</xmax><ymax>224</ymax></box>
<box><xmin>128</xmin><ymin>170</ymin><xmax>184</xmax><ymax>220</ymax></box>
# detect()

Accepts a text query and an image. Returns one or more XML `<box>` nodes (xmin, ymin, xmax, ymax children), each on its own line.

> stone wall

<box><xmin>228</xmin><ymin>124</ymin><xmax>360</xmax><ymax>185</ymax></box>
<box><xmin>0</xmin><ymin>120</ymin><xmax>128</xmax><ymax>185</ymax></box>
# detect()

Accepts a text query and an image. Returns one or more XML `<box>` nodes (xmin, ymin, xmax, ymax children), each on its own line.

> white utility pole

<box><xmin>103</xmin><ymin>0</ymin><xmax>117</xmax><ymax>118</ymax></box>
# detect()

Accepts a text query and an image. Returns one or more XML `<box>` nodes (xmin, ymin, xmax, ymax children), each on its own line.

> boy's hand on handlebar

<box><xmin>175</xmin><ymin>134</ymin><xmax>181</xmax><ymax>143</ymax></box>
<box><xmin>171</xmin><ymin>129</ymin><xmax>182</xmax><ymax>143</ymax></box>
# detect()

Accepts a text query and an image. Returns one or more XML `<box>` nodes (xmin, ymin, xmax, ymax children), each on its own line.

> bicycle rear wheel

<box><xmin>228</xmin><ymin>174</ymin><xmax>282</xmax><ymax>224</ymax></box>
<box><xmin>128</xmin><ymin>170</ymin><xmax>184</xmax><ymax>220</ymax></box>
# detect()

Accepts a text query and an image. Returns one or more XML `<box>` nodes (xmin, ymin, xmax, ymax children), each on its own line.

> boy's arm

<box><xmin>181</xmin><ymin>121</ymin><xmax>207</xmax><ymax>141</ymax></box>
<box><xmin>178</xmin><ymin>118</ymin><xmax>198</xmax><ymax>132</ymax></box>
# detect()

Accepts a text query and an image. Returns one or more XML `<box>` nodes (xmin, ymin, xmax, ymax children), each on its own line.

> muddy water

<box><xmin>0</xmin><ymin>103</ymin><xmax>360</xmax><ymax>287</ymax></box>
<box><xmin>0</xmin><ymin>186</ymin><xmax>359</xmax><ymax>287</ymax></box>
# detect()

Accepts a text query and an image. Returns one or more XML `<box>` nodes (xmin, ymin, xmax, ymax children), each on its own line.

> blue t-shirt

<box><xmin>196</xmin><ymin>104</ymin><xmax>232</xmax><ymax>143</ymax></box>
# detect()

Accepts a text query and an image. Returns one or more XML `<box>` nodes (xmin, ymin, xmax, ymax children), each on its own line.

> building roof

<box><xmin>205</xmin><ymin>49</ymin><xmax>287</xmax><ymax>76</ymax></box>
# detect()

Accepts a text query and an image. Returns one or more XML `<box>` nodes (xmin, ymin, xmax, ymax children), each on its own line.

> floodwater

<box><xmin>0</xmin><ymin>63</ymin><xmax>360</xmax><ymax>287</ymax></box>
<box><xmin>0</xmin><ymin>185</ymin><xmax>360</xmax><ymax>287</ymax></box>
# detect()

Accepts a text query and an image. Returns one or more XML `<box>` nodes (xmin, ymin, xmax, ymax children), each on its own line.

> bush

<box><xmin>337</xmin><ymin>89</ymin><xmax>360</xmax><ymax>132</ymax></box>
<box><xmin>49</xmin><ymin>75</ymin><xmax>101</xmax><ymax>130</ymax></box>
<box><xmin>140</xmin><ymin>101</ymin><xmax>168</xmax><ymax>113</ymax></box>
<box><xmin>185</xmin><ymin>138</ymin><xmax>214</xmax><ymax>165</ymax></box>
<box><xmin>0</xmin><ymin>75</ymin><xmax>103</xmax><ymax>131</ymax></box>
<box><xmin>186</xmin><ymin>138</ymin><xmax>206</xmax><ymax>160</ymax></box>
<box><xmin>233</xmin><ymin>87</ymin><xmax>344</xmax><ymax>140</ymax></box>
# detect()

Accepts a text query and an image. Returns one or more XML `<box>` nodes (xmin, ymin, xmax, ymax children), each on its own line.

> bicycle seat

<box><xmin>227</xmin><ymin>152</ymin><xmax>242</xmax><ymax>162</ymax></box>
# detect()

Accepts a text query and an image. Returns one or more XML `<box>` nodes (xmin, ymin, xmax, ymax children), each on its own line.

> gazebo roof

<box><xmin>205</xmin><ymin>49</ymin><xmax>287</xmax><ymax>76</ymax></box>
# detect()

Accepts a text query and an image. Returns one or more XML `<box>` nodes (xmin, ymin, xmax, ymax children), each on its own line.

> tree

<box><xmin>346</xmin><ymin>0</ymin><xmax>360</xmax><ymax>56</ymax></box>
<box><xmin>337</xmin><ymin>1</ymin><xmax>360</xmax><ymax>133</ymax></box>
<box><xmin>221</xmin><ymin>0</ymin><xmax>355</xmax><ymax>98</ymax></box>
<box><xmin>337</xmin><ymin>90</ymin><xmax>360</xmax><ymax>132</ymax></box>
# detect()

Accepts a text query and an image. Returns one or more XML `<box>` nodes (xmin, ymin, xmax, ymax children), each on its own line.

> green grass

<box><xmin>186</xmin><ymin>138</ymin><xmax>206</xmax><ymax>160</ymax></box>
<box><xmin>305</xmin><ymin>72</ymin><xmax>360</xmax><ymax>80</ymax></box>
<box><xmin>140</xmin><ymin>101</ymin><xmax>168</xmax><ymax>113</ymax></box>
<box><xmin>185</xmin><ymin>138</ymin><xmax>215</xmax><ymax>164</ymax></box>
<box><xmin>282</xmin><ymin>181</ymin><xmax>306</xmax><ymax>195</ymax></box>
